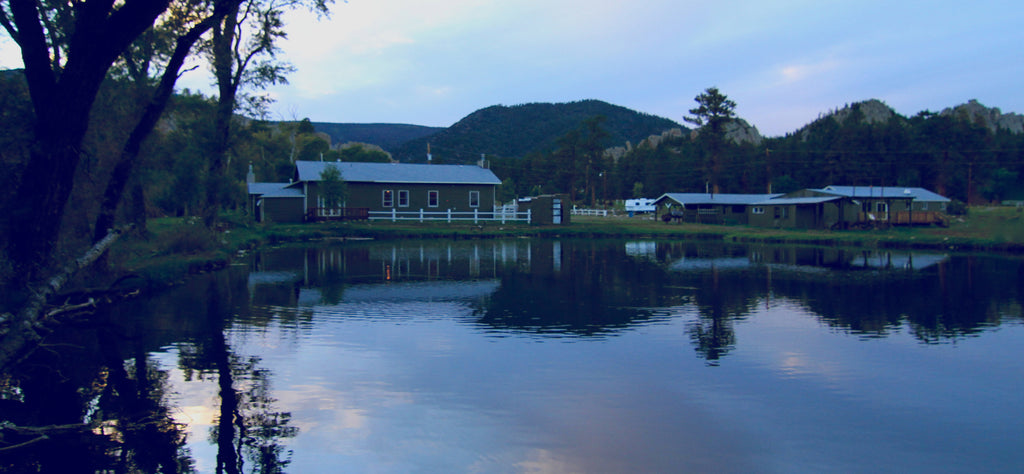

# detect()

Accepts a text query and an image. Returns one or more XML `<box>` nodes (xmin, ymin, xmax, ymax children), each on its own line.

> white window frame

<box><xmin>752</xmin><ymin>206</ymin><xmax>765</xmax><ymax>215</ymax></box>
<box><xmin>428</xmin><ymin>190</ymin><xmax>439</xmax><ymax>207</ymax></box>
<box><xmin>469</xmin><ymin>190</ymin><xmax>480</xmax><ymax>208</ymax></box>
<box><xmin>382</xmin><ymin>189</ymin><xmax>393</xmax><ymax>207</ymax></box>
<box><xmin>398</xmin><ymin>190</ymin><xmax>410</xmax><ymax>207</ymax></box>
<box><xmin>876</xmin><ymin>202</ymin><xmax>888</xmax><ymax>213</ymax></box>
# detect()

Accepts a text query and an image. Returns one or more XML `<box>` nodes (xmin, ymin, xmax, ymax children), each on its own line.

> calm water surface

<box><xmin>4</xmin><ymin>239</ymin><xmax>1024</xmax><ymax>473</ymax></box>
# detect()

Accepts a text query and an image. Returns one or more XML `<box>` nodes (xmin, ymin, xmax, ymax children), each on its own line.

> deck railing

<box><xmin>306</xmin><ymin>207</ymin><xmax>370</xmax><ymax>222</ymax></box>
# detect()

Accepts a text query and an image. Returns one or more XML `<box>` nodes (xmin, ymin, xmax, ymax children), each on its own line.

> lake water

<box><xmin>3</xmin><ymin>239</ymin><xmax>1024</xmax><ymax>473</ymax></box>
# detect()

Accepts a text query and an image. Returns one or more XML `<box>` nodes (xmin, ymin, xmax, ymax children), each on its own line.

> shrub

<box><xmin>946</xmin><ymin>200</ymin><xmax>968</xmax><ymax>216</ymax></box>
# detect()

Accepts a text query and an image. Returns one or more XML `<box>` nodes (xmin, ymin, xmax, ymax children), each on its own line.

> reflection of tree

<box><xmin>474</xmin><ymin>241</ymin><xmax>686</xmax><ymax>336</ymax></box>
<box><xmin>0</xmin><ymin>307</ymin><xmax>193</xmax><ymax>472</ymax></box>
<box><xmin>685</xmin><ymin>266</ymin><xmax>759</xmax><ymax>365</ymax></box>
<box><xmin>198</xmin><ymin>275</ymin><xmax>298</xmax><ymax>474</ymax></box>
<box><xmin>99</xmin><ymin>334</ymin><xmax>194</xmax><ymax>473</ymax></box>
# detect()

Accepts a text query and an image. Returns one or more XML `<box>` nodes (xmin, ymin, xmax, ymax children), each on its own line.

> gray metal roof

<box><xmin>248</xmin><ymin>182</ymin><xmax>303</xmax><ymax>198</ymax></box>
<box><xmin>295</xmin><ymin>161</ymin><xmax>501</xmax><ymax>185</ymax></box>
<box><xmin>820</xmin><ymin>185</ymin><xmax>950</xmax><ymax>202</ymax></box>
<box><xmin>247</xmin><ymin>182</ymin><xmax>291</xmax><ymax>195</ymax></box>
<box><xmin>754</xmin><ymin>196</ymin><xmax>843</xmax><ymax>205</ymax></box>
<box><xmin>655</xmin><ymin>193</ymin><xmax>782</xmax><ymax>206</ymax></box>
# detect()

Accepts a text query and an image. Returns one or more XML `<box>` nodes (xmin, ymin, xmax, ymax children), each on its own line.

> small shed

<box><xmin>518</xmin><ymin>194</ymin><xmax>570</xmax><ymax>225</ymax></box>
<box><xmin>248</xmin><ymin>182</ymin><xmax>304</xmax><ymax>223</ymax></box>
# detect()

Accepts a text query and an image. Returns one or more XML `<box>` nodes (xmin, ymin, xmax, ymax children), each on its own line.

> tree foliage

<box><xmin>318</xmin><ymin>163</ymin><xmax>346</xmax><ymax>209</ymax></box>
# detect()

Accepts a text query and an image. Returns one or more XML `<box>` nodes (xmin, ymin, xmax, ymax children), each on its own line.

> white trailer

<box><xmin>625</xmin><ymin>198</ymin><xmax>656</xmax><ymax>214</ymax></box>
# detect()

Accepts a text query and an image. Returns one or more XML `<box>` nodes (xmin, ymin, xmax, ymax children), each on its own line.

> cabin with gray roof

<box><xmin>653</xmin><ymin>193</ymin><xmax>781</xmax><ymax>225</ymax></box>
<box><xmin>248</xmin><ymin>160</ymin><xmax>502</xmax><ymax>223</ymax></box>
<box><xmin>746</xmin><ymin>190</ymin><xmax>859</xmax><ymax>229</ymax></box>
<box><xmin>653</xmin><ymin>186</ymin><xmax>949</xmax><ymax>229</ymax></box>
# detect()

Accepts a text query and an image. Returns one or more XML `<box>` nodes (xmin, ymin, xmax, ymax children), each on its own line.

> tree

<box><xmin>0</xmin><ymin>0</ymin><xmax>243</xmax><ymax>367</ymax></box>
<box><xmin>0</xmin><ymin>0</ymin><xmax>172</xmax><ymax>286</ymax></box>
<box><xmin>684</xmin><ymin>87</ymin><xmax>736</xmax><ymax>194</ymax></box>
<box><xmin>202</xmin><ymin>0</ymin><xmax>332</xmax><ymax>226</ymax></box>
<box><xmin>318</xmin><ymin>163</ymin><xmax>346</xmax><ymax>210</ymax></box>
<box><xmin>92</xmin><ymin>0</ymin><xmax>242</xmax><ymax>245</ymax></box>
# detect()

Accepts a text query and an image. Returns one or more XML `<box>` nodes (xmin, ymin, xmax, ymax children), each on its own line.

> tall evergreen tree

<box><xmin>684</xmin><ymin>87</ymin><xmax>736</xmax><ymax>193</ymax></box>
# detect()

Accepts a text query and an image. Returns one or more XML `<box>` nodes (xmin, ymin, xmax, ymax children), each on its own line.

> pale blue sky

<box><xmin>2</xmin><ymin>0</ymin><xmax>1022</xmax><ymax>137</ymax></box>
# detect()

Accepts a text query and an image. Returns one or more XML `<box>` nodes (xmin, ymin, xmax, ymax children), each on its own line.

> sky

<box><xmin>2</xmin><ymin>0</ymin><xmax>1023</xmax><ymax>137</ymax></box>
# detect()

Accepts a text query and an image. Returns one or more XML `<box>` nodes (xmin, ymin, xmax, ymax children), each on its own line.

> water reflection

<box><xmin>2</xmin><ymin>239</ymin><xmax>1023</xmax><ymax>472</ymax></box>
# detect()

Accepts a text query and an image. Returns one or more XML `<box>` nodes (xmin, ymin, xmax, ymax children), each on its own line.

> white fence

<box><xmin>369</xmin><ymin>207</ymin><xmax>532</xmax><ymax>224</ymax></box>
<box><xmin>571</xmin><ymin>207</ymin><xmax>609</xmax><ymax>217</ymax></box>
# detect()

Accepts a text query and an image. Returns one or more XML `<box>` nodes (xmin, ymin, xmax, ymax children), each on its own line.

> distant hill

<box><xmin>391</xmin><ymin>99</ymin><xmax>683</xmax><ymax>163</ymax></box>
<box><xmin>310</xmin><ymin>122</ymin><xmax>444</xmax><ymax>152</ymax></box>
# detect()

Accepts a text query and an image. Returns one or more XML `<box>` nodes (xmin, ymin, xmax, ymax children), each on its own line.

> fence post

<box><xmin>527</xmin><ymin>209</ymin><xmax>531</xmax><ymax>223</ymax></box>
<box><xmin>419</xmin><ymin>208</ymin><xmax>424</xmax><ymax>223</ymax></box>
<box><xmin>474</xmin><ymin>208</ymin><xmax>479</xmax><ymax>224</ymax></box>
<box><xmin>391</xmin><ymin>208</ymin><xmax>397</xmax><ymax>222</ymax></box>
<box><xmin>447</xmin><ymin>209</ymin><xmax>452</xmax><ymax>223</ymax></box>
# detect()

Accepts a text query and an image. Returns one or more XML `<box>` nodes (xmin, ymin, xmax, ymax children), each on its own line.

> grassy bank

<box><xmin>108</xmin><ymin>206</ymin><xmax>1024</xmax><ymax>285</ymax></box>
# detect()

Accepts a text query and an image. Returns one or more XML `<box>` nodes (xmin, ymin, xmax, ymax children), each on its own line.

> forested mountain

<box><xmin>310</xmin><ymin>122</ymin><xmax>443</xmax><ymax>152</ymax></box>
<box><xmin>391</xmin><ymin>100</ymin><xmax>683</xmax><ymax>163</ymax></box>
<box><xmin>605</xmin><ymin>98</ymin><xmax>1024</xmax><ymax>205</ymax></box>
<box><xmin>3</xmin><ymin>65</ymin><xmax>1023</xmax><ymax>214</ymax></box>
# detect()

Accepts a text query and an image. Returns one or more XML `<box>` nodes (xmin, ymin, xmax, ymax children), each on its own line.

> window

<box><xmin>398</xmin><ymin>190</ymin><xmax>409</xmax><ymax>207</ymax></box>
<box><xmin>382</xmin><ymin>189</ymin><xmax>393</xmax><ymax>207</ymax></box>
<box><xmin>469</xmin><ymin>190</ymin><xmax>480</xmax><ymax>208</ymax></box>
<box><xmin>774</xmin><ymin>207</ymin><xmax>788</xmax><ymax>219</ymax></box>
<box><xmin>876</xmin><ymin>202</ymin><xmax>888</xmax><ymax>213</ymax></box>
<box><xmin>752</xmin><ymin>206</ymin><xmax>765</xmax><ymax>215</ymax></box>
<box><xmin>921</xmin><ymin>202</ymin><xmax>929</xmax><ymax>211</ymax></box>
<box><xmin>428</xmin><ymin>190</ymin><xmax>439</xmax><ymax>207</ymax></box>
<box><xmin>774</xmin><ymin>207</ymin><xmax>782</xmax><ymax>218</ymax></box>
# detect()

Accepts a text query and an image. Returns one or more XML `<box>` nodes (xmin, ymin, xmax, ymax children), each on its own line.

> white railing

<box><xmin>571</xmin><ymin>207</ymin><xmax>609</xmax><ymax>217</ymax></box>
<box><xmin>368</xmin><ymin>208</ymin><xmax>532</xmax><ymax>224</ymax></box>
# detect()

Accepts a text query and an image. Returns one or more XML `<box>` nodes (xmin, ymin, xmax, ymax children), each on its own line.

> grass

<box><xmin>107</xmin><ymin>206</ymin><xmax>1024</xmax><ymax>286</ymax></box>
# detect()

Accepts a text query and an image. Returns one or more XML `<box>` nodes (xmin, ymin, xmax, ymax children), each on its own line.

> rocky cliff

<box><xmin>940</xmin><ymin>99</ymin><xmax>1024</xmax><ymax>134</ymax></box>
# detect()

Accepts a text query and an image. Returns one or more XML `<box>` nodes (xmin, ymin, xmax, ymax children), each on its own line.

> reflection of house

<box><xmin>654</xmin><ymin>193</ymin><xmax>781</xmax><ymax>225</ymax></box>
<box><xmin>248</xmin><ymin>160</ymin><xmax>502</xmax><ymax>223</ymax></box>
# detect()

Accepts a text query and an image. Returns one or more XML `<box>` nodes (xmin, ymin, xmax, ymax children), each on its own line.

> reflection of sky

<box><xmin>150</xmin><ymin>296</ymin><xmax>1024</xmax><ymax>473</ymax></box>
<box><xmin>150</xmin><ymin>247</ymin><xmax>1024</xmax><ymax>473</ymax></box>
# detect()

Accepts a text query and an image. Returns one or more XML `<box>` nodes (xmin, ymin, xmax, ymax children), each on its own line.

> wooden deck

<box><xmin>305</xmin><ymin>207</ymin><xmax>370</xmax><ymax>222</ymax></box>
<box><xmin>858</xmin><ymin>211</ymin><xmax>946</xmax><ymax>226</ymax></box>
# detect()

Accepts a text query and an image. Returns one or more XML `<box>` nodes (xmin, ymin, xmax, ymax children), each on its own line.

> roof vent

<box><xmin>903</xmin><ymin>189</ymin><xmax>911</xmax><ymax>195</ymax></box>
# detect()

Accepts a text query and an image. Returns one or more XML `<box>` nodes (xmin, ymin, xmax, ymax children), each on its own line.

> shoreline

<box><xmin>108</xmin><ymin>209</ymin><xmax>1024</xmax><ymax>289</ymax></box>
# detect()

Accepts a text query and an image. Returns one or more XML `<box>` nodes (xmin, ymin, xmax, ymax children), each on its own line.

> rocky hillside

<box><xmin>940</xmin><ymin>99</ymin><xmax>1024</xmax><ymax>134</ymax></box>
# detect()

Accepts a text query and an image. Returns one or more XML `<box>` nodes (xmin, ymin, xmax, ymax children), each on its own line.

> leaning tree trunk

<box><xmin>92</xmin><ymin>9</ymin><xmax>230</xmax><ymax>245</ymax></box>
<box><xmin>0</xmin><ymin>228</ymin><xmax>126</xmax><ymax>369</ymax></box>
